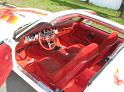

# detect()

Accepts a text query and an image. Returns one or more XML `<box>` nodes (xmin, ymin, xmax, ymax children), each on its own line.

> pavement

<box><xmin>0</xmin><ymin>71</ymin><xmax>36</xmax><ymax>92</ymax></box>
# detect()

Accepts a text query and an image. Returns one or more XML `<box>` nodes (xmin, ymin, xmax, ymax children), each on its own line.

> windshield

<box><xmin>13</xmin><ymin>19</ymin><xmax>40</xmax><ymax>40</ymax></box>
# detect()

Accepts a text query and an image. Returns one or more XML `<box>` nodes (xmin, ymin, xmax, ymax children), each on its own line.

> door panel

<box><xmin>0</xmin><ymin>42</ymin><xmax>12</xmax><ymax>86</ymax></box>
<box><xmin>72</xmin><ymin>23</ymin><xmax>108</xmax><ymax>45</ymax></box>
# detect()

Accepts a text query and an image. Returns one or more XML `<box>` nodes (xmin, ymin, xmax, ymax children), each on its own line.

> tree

<box><xmin>119</xmin><ymin>0</ymin><xmax>124</xmax><ymax>18</ymax></box>
<box><xmin>86</xmin><ymin>0</ymin><xmax>89</xmax><ymax>3</ymax></box>
<box><xmin>80</xmin><ymin>0</ymin><xmax>89</xmax><ymax>3</ymax></box>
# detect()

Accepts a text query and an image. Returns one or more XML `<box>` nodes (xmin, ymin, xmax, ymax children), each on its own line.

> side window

<box><xmin>82</xmin><ymin>19</ymin><xmax>124</xmax><ymax>39</ymax></box>
<box><xmin>83</xmin><ymin>19</ymin><xmax>113</xmax><ymax>33</ymax></box>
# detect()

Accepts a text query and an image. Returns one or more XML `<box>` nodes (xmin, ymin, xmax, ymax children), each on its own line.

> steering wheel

<box><xmin>38</xmin><ymin>24</ymin><xmax>57</xmax><ymax>50</ymax></box>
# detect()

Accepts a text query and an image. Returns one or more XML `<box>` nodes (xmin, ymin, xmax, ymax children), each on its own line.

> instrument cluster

<box><xmin>24</xmin><ymin>28</ymin><xmax>58</xmax><ymax>43</ymax></box>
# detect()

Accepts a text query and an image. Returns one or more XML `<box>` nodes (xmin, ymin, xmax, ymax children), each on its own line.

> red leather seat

<box><xmin>54</xmin><ymin>43</ymin><xmax>98</xmax><ymax>88</ymax></box>
<box><xmin>34</xmin><ymin>43</ymin><xmax>98</xmax><ymax>89</ymax></box>
<box><xmin>91</xmin><ymin>32</ymin><xmax>118</xmax><ymax>66</ymax></box>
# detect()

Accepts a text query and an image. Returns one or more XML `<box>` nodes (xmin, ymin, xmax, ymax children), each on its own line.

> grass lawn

<box><xmin>0</xmin><ymin>0</ymin><xmax>124</xmax><ymax>25</ymax></box>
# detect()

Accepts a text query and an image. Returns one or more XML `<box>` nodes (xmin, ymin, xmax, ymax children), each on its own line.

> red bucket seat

<box><xmin>34</xmin><ymin>43</ymin><xmax>98</xmax><ymax>89</ymax></box>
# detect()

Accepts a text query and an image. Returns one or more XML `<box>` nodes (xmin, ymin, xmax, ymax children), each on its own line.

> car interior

<box><xmin>15</xmin><ymin>14</ymin><xmax>123</xmax><ymax>92</ymax></box>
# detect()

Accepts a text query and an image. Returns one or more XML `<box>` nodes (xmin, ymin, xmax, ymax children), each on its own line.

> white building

<box><xmin>81</xmin><ymin>0</ymin><xmax>122</xmax><ymax>10</ymax></box>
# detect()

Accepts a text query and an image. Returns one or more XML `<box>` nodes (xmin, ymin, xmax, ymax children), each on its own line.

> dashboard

<box><xmin>24</xmin><ymin>20</ymin><xmax>74</xmax><ymax>43</ymax></box>
<box><xmin>24</xmin><ymin>29</ymin><xmax>58</xmax><ymax>43</ymax></box>
<box><xmin>24</xmin><ymin>32</ymin><xmax>38</xmax><ymax>42</ymax></box>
